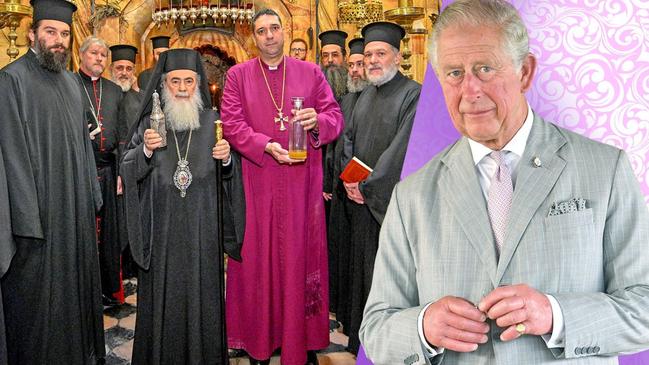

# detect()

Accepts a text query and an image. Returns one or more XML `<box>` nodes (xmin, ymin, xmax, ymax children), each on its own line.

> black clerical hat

<box><xmin>151</xmin><ymin>36</ymin><xmax>170</xmax><ymax>50</ymax></box>
<box><xmin>110</xmin><ymin>44</ymin><xmax>138</xmax><ymax>63</ymax></box>
<box><xmin>163</xmin><ymin>48</ymin><xmax>199</xmax><ymax>72</ymax></box>
<box><xmin>362</xmin><ymin>22</ymin><xmax>405</xmax><ymax>50</ymax></box>
<box><xmin>348</xmin><ymin>38</ymin><xmax>365</xmax><ymax>55</ymax></box>
<box><xmin>30</xmin><ymin>0</ymin><xmax>77</xmax><ymax>25</ymax></box>
<box><xmin>318</xmin><ymin>30</ymin><xmax>348</xmax><ymax>50</ymax></box>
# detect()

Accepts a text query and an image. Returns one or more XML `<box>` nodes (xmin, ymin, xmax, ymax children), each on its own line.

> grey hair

<box><xmin>159</xmin><ymin>72</ymin><xmax>202</xmax><ymax>89</ymax></box>
<box><xmin>428</xmin><ymin>0</ymin><xmax>529</xmax><ymax>71</ymax></box>
<box><xmin>79</xmin><ymin>36</ymin><xmax>109</xmax><ymax>54</ymax></box>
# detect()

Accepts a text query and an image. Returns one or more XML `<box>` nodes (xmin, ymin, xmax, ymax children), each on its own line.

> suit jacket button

<box><xmin>586</xmin><ymin>347</ymin><xmax>594</xmax><ymax>354</ymax></box>
<box><xmin>594</xmin><ymin>346</ymin><xmax>600</xmax><ymax>353</ymax></box>
<box><xmin>574</xmin><ymin>347</ymin><xmax>582</xmax><ymax>355</ymax></box>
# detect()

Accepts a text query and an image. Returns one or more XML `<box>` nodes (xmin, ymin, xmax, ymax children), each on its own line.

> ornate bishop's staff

<box><xmin>214</xmin><ymin>119</ymin><xmax>228</xmax><ymax>364</ymax></box>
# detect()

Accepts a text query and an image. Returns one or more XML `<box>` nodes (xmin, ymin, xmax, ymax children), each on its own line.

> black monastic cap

<box><xmin>110</xmin><ymin>44</ymin><xmax>138</xmax><ymax>63</ymax></box>
<box><xmin>151</xmin><ymin>36</ymin><xmax>171</xmax><ymax>50</ymax></box>
<box><xmin>162</xmin><ymin>48</ymin><xmax>199</xmax><ymax>72</ymax></box>
<box><xmin>361</xmin><ymin>21</ymin><xmax>406</xmax><ymax>50</ymax></box>
<box><xmin>348</xmin><ymin>38</ymin><xmax>365</xmax><ymax>55</ymax></box>
<box><xmin>31</xmin><ymin>0</ymin><xmax>77</xmax><ymax>25</ymax></box>
<box><xmin>318</xmin><ymin>30</ymin><xmax>348</xmax><ymax>50</ymax></box>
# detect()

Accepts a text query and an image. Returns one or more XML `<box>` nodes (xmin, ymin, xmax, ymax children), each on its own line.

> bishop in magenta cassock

<box><xmin>221</xmin><ymin>8</ymin><xmax>343</xmax><ymax>365</ymax></box>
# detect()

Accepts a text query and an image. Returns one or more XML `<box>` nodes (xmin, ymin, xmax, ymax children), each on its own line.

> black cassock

<box><xmin>78</xmin><ymin>71</ymin><xmax>126</xmax><ymax>301</ymax></box>
<box><xmin>341</xmin><ymin>71</ymin><xmax>420</xmax><ymax>354</ymax></box>
<box><xmin>0</xmin><ymin>50</ymin><xmax>105</xmax><ymax>364</ymax></box>
<box><xmin>117</xmin><ymin>88</ymin><xmax>143</xmax><ymax>269</ymax></box>
<box><xmin>121</xmin><ymin>108</ymin><xmax>244</xmax><ymax>365</ymax></box>
<box><xmin>325</xmin><ymin>90</ymin><xmax>360</xmax><ymax>314</ymax></box>
<box><xmin>0</xmin><ymin>149</ymin><xmax>14</xmax><ymax>365</ymax></box>
<box><xmin>119</xmin><ymin>88</ymin><xmax>144</xmax><ymax>140</ymax></box>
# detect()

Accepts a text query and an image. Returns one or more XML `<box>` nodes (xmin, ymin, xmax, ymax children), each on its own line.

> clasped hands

<box><xmin>423</xmin><ymin>284</ymin><xmax>553</xmax><ymax>352</ymax></box>
<box><xmin>143</xmin><ymin>128</ymin><xmax>230</xmax><ymax>161</ymax></box>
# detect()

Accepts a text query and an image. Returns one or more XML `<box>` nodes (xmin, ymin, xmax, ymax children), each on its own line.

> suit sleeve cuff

<box><xmin>542</xmin><ymin>294</ymin><xmax>565</xmax><ymax>348</ymax></box>
<box><xmin>418</xmin><ymin>302</ymin><xmax>444</xmax><ymax>357</ymax></box>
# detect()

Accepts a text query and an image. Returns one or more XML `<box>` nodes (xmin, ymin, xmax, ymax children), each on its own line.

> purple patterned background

<box><xmin>358</xmin><ymin>0</ymin><xmax>649</xmax><ymax>363</ymax></box>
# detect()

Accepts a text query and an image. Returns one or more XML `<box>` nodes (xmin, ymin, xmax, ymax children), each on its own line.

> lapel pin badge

<box><xmin>532</xmin><ymin>156</ymin><xmax>542</xmax><ymax>168</ymax></box>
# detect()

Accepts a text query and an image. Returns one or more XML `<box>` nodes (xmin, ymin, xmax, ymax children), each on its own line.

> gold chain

<box><xmin>258</xmin><ymin>56</ymin><xmax>286</xmax><ymax>114</ymax></box>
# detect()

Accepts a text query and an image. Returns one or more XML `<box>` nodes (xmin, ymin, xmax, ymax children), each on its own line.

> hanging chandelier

<box><xmin>151</xmin><ymin>0</ymin><xmax>254</xmax><ymax>27</ymax></box>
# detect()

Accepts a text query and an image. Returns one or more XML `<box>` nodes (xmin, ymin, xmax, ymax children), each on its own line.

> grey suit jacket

<box><xmin>359</xmin><ymin>115</ymin><xmax>649</xmax><ymax>365</ymax></box>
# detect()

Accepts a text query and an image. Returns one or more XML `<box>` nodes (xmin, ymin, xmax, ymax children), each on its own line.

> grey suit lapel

<box><xmin>440</xmin><ymin>139</ymin><xmax>499</xmax><ymax>286</ymax></box>
<box><xmin>496</xmin><ymin>115</ymin><xmax>567</xmax><ymax>283</ymax></box>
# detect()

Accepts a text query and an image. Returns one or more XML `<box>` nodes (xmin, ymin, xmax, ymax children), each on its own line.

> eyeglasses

<box><xmin>290</xmin><ymin>48</ymin><xmax>307</xmax><ymax>53</ymax></box>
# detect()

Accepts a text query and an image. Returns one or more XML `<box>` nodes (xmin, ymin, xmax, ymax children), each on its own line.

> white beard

<box><xmin>367</xmin><ymin>63</ymin><xmax>398</xmax><ymax>87</ymax></box>
<box><xmin>161</xmin><ymin>86</ymin><xmax>204</xmax><ymax>131</ymax></box>
<box><xmin>113</xmin><ymin>77</ymin><xmax>133</xmax><ymax>92</ymax></box>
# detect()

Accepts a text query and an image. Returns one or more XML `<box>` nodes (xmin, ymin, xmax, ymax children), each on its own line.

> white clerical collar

<box><xmin>468</xmin><ymin>103</ymin><xmax>534</xmax><ymax>165</ymax></box>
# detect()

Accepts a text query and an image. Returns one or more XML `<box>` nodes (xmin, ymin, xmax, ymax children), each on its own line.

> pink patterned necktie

<box><xmin>487</xmin><ymin>150</ymin><xmax>513</xmax><ymax>254</ymax></box>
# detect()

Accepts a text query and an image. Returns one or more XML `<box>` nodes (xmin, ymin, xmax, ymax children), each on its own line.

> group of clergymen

<box><xmin>0</xmin><ymin>0</ymin><xmax>422</xmax><ymax>362</ymax></box>
<box><xmin>3</xmin><ymin>0</ymin><xmax>649</xmax><ymax>364</ymax></box>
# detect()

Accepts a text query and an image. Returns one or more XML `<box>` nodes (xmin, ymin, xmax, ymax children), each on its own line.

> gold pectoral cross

<box><xmin>275</xmin><ymin>111</ymin><xmax>288</xmax><ymax>131</ymax></box>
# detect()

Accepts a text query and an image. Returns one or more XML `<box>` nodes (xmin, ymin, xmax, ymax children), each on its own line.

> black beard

<box><xmin>321</xmin><ymin>64</ymin><xmax>348</xmax><ymax>100</ymax></box>
<box><xmin>34</xmin><ymin>36</ymin><xmax>70</xmax><ymax>73</ymax></box>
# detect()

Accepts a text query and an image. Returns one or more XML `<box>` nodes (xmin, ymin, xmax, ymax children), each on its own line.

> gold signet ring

<box><xmin>515</xmin><ymin>323</ymin><xmax>526</xmax><ymax>335</ymax></box>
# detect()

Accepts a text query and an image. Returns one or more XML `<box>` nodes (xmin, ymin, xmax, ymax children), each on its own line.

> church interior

<box><xmin>0</xmin><ymin>0</ymin><xmax>441</xmax><ymax>90</ymax></box>
<box><xmin>0</xmin><ymin>0</ymin><xmax>442</xmax><ymax>364</ymax></box>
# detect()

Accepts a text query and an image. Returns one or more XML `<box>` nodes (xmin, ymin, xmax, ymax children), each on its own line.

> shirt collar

<box><xmin>79</xmin><ymin>69</ymin><xmax>100</xmax><ymax>81</ymax></box>
<box><xmin>468</xmin><ymin>103</ymin><xmax>534</xmax><ymax>165</ymax></box>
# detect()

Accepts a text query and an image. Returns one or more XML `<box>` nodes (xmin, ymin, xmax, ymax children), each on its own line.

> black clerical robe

<box><xmin>117</xmin><ymin>88</ymin><xmax>143</xmax><ymax>260</ymax></box>
<box><xmin>0</xmin><ymin>50</ymin><xmax>105</xmax><ymax>364</ymax></box>
<box><xmin>138</xmin><ymin>67</ymin><xmax>154</xmax><ymax>93</ymax></box>
<box><xmin>121</xmin><ymin>108</ymin><xmax>244</xmax><ymax>365</ymax></box>
<box><xmin>326</xmin><ymin>91</ymin><xmax>360</xmax><ymax>314</ymax></box>
<box><xmin>78</xmin><ymin>71</ymin><xmax>125</xmax><ymax>302</ymax></box>
<box><xmin>341</xmin><ymin>71</ymin><xmax>420</xmax><ymax>354</ymax></box>
<box><xmin>0</xmin><ymin>149</ymin><xmax>13</xmax><ymax>365</ymax></box>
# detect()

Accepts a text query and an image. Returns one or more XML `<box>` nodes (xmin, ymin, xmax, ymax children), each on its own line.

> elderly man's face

<box><xmin>80</xmin><ymin>43</ymin><xmax>108</xmax><ymax>77</ymax></box>
<box><xmin>347</xmin><ymin>53</ymin><xmax>365</xmax><ymax>81</ymax></box>
<box><xmin>321</xmin><ymin>44</ymin><xmax>344</xmax><ymax>67</ymax></box>
<box><xmin>111</xmin><ymin>60</ymin><xmax>135</xmax><ymax>83</ymax></box>
<box><xmin>165</xmin><ymin>69</ymin><xmax>198</xmax><ymax>100</ymax></box>
<box><xmin>364</xmin><ymin>41</ymin><xmax>399</xmax><ymax>83</ymax></box>
<box><xmin>436</xmin><ymin>24</ymin><xmax>535</xmax><ymax>150</ymax></box>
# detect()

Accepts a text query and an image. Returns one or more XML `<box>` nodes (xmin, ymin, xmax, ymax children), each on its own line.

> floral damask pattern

<box><xmin>515</xmin><ymin>1</ymin><xmax>649</xmax><ymax>201</ymax></box>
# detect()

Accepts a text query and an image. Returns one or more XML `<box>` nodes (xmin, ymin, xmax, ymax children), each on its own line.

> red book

<box><xmin>339</xmin><ymin>156</ymin><xmax>373</xmax><ymax>183</ymax></box>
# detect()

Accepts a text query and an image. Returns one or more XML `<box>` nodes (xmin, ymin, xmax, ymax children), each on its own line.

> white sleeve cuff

<box><xmin>541</xmin><ymin>294</ymin><xmax>565</xmax><ymax>348</ymax></box>
<box><xmin>418</xmin><ymin>302</ymin><xmax>444</xmax><ymax>357</ymax></box>
<box><xmin>222</xmin><ymin>156</ymin><xmax>232</xmax><ymax>166</ymax></box>
<box><xmin>143</xmin><ymin>145</ymin><xmax>153</xmax><ymax>158</ymax></box>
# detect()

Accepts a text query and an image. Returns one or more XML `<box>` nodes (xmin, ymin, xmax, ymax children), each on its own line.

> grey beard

<box><xmin>112</xmin><ymin>77</ymin><xmax>133</xmax><ymax>92</ymax></box>
<box><xmin>367</xmin><ymin>63</ymin><xmax>399</xmax><ymax>87</ymax></box>
<box><xmin>34</xmin><ymin>36</ymin><xmax>70</xmax><ymax>73</ymax></box>
<box><xmin>321</xmin><ymin>64</ymin><xmax>348</xmax><ymax>99</ymax></box>
<box><xmin>161</xmin><ymin>86</ymin><xmax>204</xmax><ymax>131</ymax></box>
<box><xmin>346</xmin><ymin>74</ymin><xmax>369</xmax><ymax>93</ymax></box>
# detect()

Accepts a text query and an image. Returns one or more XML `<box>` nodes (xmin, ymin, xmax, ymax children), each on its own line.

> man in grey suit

<box><xmin>359</xmin><ymin>1</ymin><xmax>649</xmax><ymax>364</ymax></box>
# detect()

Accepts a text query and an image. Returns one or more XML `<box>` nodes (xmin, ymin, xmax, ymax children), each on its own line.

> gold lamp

<box><xmin>338</xmin><ymin>0</ymin><xmax>383</xmax><ymax>37</ymax></box>
<box><xmin>0</xmin><ymin>0</ymin><xmax>31</xmax><ymax>61</ymax></box>
<box><xmin>384</xmin><ymin>0</ymin><xmax>426</xmax><ymax>79</ymax></box>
